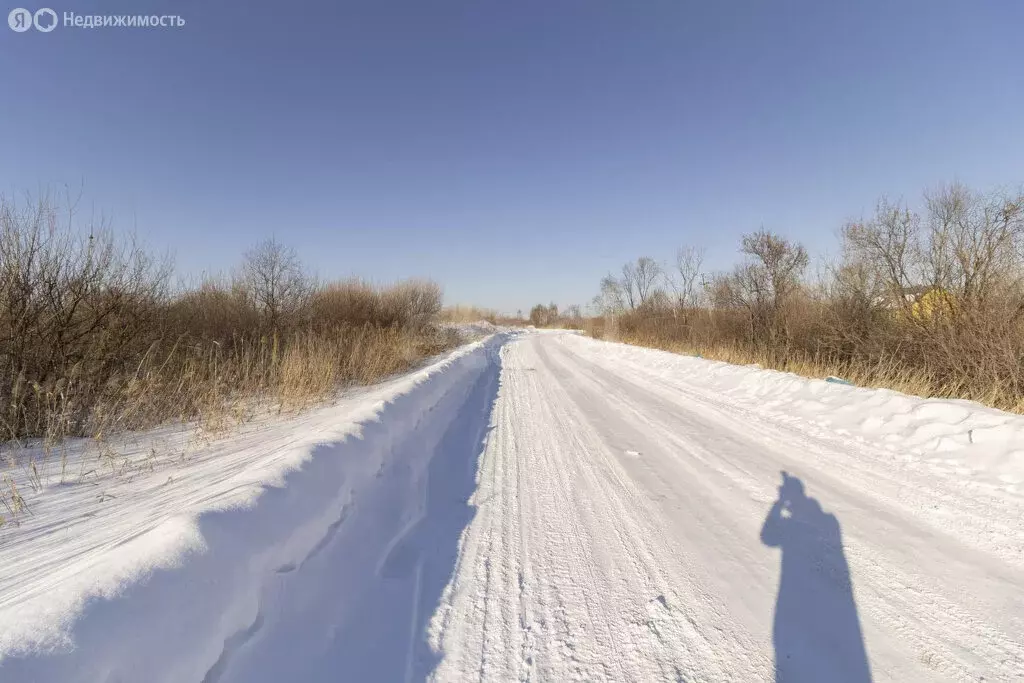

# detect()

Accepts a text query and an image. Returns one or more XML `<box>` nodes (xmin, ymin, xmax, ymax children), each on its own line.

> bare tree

<box><xmin>924</xmin><ymin>183</ymin><xmax>1024</xmax><ymax>309</ymax></box>
<box><xmin>621</xmin><ymin>256</ymin><xmax>661</xmax><ymax>309</ymax></box>
<box><xmin>240</xmin><ymin>238</ymin><xmax>310</xmax><ymax>334</ymax></box>
<box><xmin>741</xmin><ymin>231</ymin><xmax>809</xmax><ymax>310</ymax></box>
<box><xmin>842</xmin><ymin>185</ymin><xmax>1024</xmax><ymax>319</ymax></box>
<box><xmin>595</xmin><ymin>274</ymin><xmax>626</xmax><ymax>314</ymax></box>
<box><xmin>529</xmin><ymin>303</ymin><xmax>555</xmax><ymax>327</ymax></box>
<box><xmin>583</xmin><ymin>182</ymin><xmax>1024</xmax><ymax>412</ymax></box>
<box><xmin>642</xmin><ymin>288</ymin><xmax>673</xmax><ymax>313</ymax></box>
<box><xmin>619</xmin><ymin>266</ymin><xmax>639</xmax><ymax>310</ymax></box>
<box><xmin>662</xmin><ymin>246</ymin><xmax>705</xmax><ymax>318</ymax></box>
<box><xmin>719</xmin><ymin>230</ymin><xmax>808</xmax><ymax>344</ymax></box>
<box><xmin>676</xmin><ymin>246</ymin><xmax>705</xmax><ymax>309</ymax></box>
<box><xmin>842</xmin><ymin>200</ymin><xmax>920</xmax><ymax>313</ymax></box>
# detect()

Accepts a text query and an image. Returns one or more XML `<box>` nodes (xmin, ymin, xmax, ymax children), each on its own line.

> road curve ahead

<box><xmin>426</xmin><ymin>331</ymin><xmax>1023</xmax><ymax>683</ymax></box>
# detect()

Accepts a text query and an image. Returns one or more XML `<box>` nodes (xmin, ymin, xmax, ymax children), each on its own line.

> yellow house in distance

<box><xmin>872</xmin><ymin>286</ymin><xmax>957</xmax><ymax>321</ymax></box>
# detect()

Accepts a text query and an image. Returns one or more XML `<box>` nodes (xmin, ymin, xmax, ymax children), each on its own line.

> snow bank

<box><xmin>0</xmin><ymin>333</ymin><xmax>508</xmax><ymax>682</ymax></box>
<box><xmin>439</xmin><ymin>320</ymin><xmax>503</xmax><ymax>341</ymax></box>
<box><xmin>561</xmin><ymin>335</ymin><xmax>1024</xmax><ymax>493</ymax></box>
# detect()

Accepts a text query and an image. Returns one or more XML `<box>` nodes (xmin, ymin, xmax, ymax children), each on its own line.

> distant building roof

<box><xmin>872</xmin><ymin>285</ymin><xmax>941</xmax><ymax>309</ymax></box>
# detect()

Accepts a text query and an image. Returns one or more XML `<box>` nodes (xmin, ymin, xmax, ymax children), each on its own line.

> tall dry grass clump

<box><xmin>438</xmin><ymin>305</ymin><xmax>499</xmax><ymax>324</ymax></box>
<box><xmin>591</xmin><ymin>182</ymin><xmax>1024</xmax><ymax>412</ymax></box>
<box><xmin>0</xmin><ymin>193</ymin><xmax>458</xmax><ymax>446</ymax></box>
<box><xmin>309</xmin><ymin>279</ymin><xmax>442</xmax><ymax>331</ymax></box>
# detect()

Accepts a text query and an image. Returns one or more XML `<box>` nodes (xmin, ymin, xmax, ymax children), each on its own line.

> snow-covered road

<box><xmin>2</xmin><ymin>330</ymin><xmax>1022</xmax><ymax>682</ymax></box>
<box><xmin>428</xmin><ymin>332</ymin><xmax>1023</xmax><ymax>682</ymax></box>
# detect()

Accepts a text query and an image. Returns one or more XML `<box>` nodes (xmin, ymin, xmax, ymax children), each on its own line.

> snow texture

<box><xmin>0</xmin><ymin>336</ymin><xmax>503</xmax><ymax>682</ymax></box>
<box><xmin>1</xmin><ymin>330</ymin><xmax>1022</xmax><ymax>682</ymax></box>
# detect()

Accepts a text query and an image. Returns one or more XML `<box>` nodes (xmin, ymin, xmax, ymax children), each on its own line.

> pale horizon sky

<box><xmin>3</xmin><ymin>0</ymin><xmax>1022</xmax><ymax>314</ymax></box>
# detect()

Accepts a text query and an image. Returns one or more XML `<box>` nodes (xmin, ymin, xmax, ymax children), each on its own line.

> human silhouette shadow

<box><xmin>760</xmin><ymin>472</ymin><xmax>872</xmax><ymax>683</ymax></box>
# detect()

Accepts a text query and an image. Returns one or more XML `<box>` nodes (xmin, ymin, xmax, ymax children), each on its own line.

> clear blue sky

<box><xmin>3</xmin><ymin>1</ymin><xmax>1022</xmax><ymax>314</ymax></box>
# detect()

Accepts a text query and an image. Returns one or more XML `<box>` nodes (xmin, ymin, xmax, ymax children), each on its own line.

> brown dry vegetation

<box><xmin>439</xmin><ymin>305</ymin><xmax>499</xmax><ymax>324</ymax></box>
<box><xmin>439</xmin><ymin>305</ymin><xmax>527</xmax><ymax>327</ymax></box>
<box><xmin>585</xmin><ymin>182</ymin><xmax>1024</xmax><ymax>412</ymax></box>
<box><xmin>0</xmin><ymin>193</ymin><xmax>458</xmax><ymax>446</ymax></box>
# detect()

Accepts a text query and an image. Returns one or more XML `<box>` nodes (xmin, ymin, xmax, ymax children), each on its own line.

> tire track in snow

<box><xmin>428</xmin><ymin>332</ymin><xmax>1023</xmax><ymax>682</ymax></box>
<box><xmin>430</xmin><ymin>335</ymin><xmax>763</xmax><ymax>681</ymax></box>
<box><xmin>548</xmin><ymin>335</ymin><xmax>1024</xmax><ymax>681</ymax></box>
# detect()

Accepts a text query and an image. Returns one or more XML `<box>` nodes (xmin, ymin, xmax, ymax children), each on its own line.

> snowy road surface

<box><xmin>427</xmin><ymin>333</ymin><xmax>1022</xmax><ymax>682</ymax></box>
<box><xmin>2</xmin><ymin>330</ymin><xmax>1022</xmax><ymax>682</ymax></box>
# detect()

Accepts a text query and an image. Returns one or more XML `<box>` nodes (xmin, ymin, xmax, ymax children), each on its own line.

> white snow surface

<box><xmin>1</xmin><ymin>330</ymin><xmax>1023</xmax><ymax>682</ymax></box>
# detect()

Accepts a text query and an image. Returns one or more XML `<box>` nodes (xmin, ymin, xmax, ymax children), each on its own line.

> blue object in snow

<box><xmin>825</xmin><ymin>376</ymin><xmax>855</xmax><ymax>386</ymax></box>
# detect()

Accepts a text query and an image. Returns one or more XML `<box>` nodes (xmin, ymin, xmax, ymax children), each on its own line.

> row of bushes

<box><xmin>0</xmin><ymin>193</ymin><xmax>455</xmax><ymax>442</ymax></box>
<box><xmin>591</xmin><ymin>182</ymin><xmax>1024</xmax><ymax>412</ymax></box>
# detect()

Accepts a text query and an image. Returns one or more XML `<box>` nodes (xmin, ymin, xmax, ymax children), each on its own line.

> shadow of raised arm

<box><xmin>760</xmin><ymin>472</ymin><xmax>872</xmax><ymax>683</ymax></box>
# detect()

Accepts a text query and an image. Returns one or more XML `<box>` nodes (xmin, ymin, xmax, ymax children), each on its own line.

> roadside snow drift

<box><xmin>0</xmin><ymin>334</ymin><xmax>506</xmax><ymax>682</ymax></box>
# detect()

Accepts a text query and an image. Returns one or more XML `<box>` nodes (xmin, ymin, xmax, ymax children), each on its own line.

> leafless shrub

<box><xmin>438</xmin><ymin>305</ymin><xmax>499</xmax><ymax>324</ymax></box>
<box><xmin>0</xmin><ymin>192</ymin><xmax>172</xmax><ymax>440</ymax></box>
<box><xmin>600</xmin><ymin>183</ymin><xmax>1024</xmax><ymax>412</ymax></box>
<box><xmin>711</xmin><ymin>230</ymin><xmax>809</xmax><ymax>355</ymax></box>
<box><xmin>594</xmin><ymin>274</ymin><xmax>626</xmax><ymax>314</ymax></box>
<box><xmin>0</xmin><ymin>193</ymin><xmax>456</xmax><ymax>450</ymax></box>
<box><xmin>665</xmin><ymin>246</ymin><xmax>706</xmax><ymax>311</ymax></box>
<box><xmin>308</xmin><ymin>278</ymin><xmax>442</xmax><ymax>331</ymax></box>
<box><xmin>622</xmin><ymin>257</ymin><xmax>661</xmax><ymax>309</ymax></box>
<box><xmin>239</xmin><ymin>238</ymin><xmax>312</xmax><ymax>334</ymax></box>
<box><xmin>593</xmin><ymin>256</ymin><xmax>662</xmax><ymax>315</ymax></box>
<box><xmin>529</xmin><ymin>302</ymin><xmax>559</xmax><ymax>327</ymax></box>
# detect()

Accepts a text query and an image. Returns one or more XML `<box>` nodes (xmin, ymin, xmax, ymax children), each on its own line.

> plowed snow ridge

<box><xmin>1</xmin><ymin>330</ymin><xmax>1022</xmax><ymax>682</ymax></box>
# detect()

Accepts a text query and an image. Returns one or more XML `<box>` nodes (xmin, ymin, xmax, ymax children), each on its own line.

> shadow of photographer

<box><xmin>761</xmin><ymin>471</ymin><xmax>872</xmax><ymax>683</ymax></box>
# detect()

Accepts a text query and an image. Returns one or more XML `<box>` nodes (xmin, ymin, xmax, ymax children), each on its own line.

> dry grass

<box><xmin>0</xmin><ymin>193</ymin><xmax>461</xmax><ymax>520</ymax></box>
<box><xmin>1</xmin><ymin>311</ymin><xmax>456</xmax><ymax>446</ymax></box>
<box><xmin>439</xmin><ymin>305</ymin><xmax>499</xmax><ymax>324</ymax></box>
<box><xmin>585</xmin><ymin>182</ymin><xmax>1024</xmax><ymax>414</ymax></box>
<box><xmin>617</xmin><ymin>330</ymin><xmax>935</xmax><ymax>397</ymax></box>
<box><xmin>610</xmin><ymin>310</ymin><xmax>1024</xmax><ymax>414</ymax></box>
<box><xmin>440</xmin><ymin>304</ymin><xmax>528</xmax><ymax>327</ymax></box>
